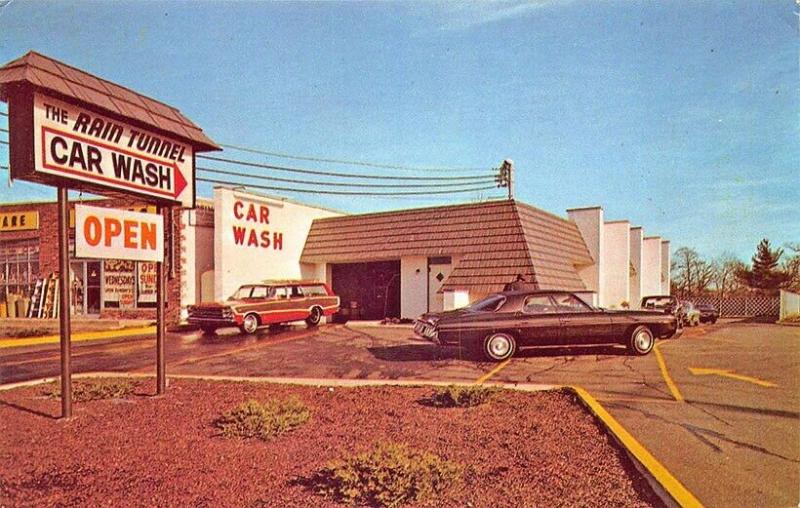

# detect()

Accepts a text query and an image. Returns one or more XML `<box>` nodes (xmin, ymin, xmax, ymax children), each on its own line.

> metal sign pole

<box><xmin>57</xmin><ymin>186</ymin><xmax>72</xmax><ymax>418</ymax></box>
<box><xmin>156</xmin><ymin>205</ymin><xmax>167</xmax><ymax>395</ymax></box>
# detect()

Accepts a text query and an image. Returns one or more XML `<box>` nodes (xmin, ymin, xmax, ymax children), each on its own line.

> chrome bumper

<box><xmin>413</xmin><ymin>320</ymin><xmax>439</xmax><ymax>343</ymax></box>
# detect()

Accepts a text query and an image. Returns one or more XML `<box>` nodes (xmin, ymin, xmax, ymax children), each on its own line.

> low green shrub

<box><xmin>215</xmin><ymin>397</ymin><xmax>310</xmax><ymax>440</ymax></box>
<box><xmin>45</xmin><ymin>379</ymin><xmax>135</xmax><ymax>402</ymax></box>
<box><xmin>428</xmin><ymin>384</ymin><xmax>499</xmax><ymax>408</ymax></box>
<box><xmin>313</xmin><ymin>442</ymin><xmax>462</xmax><ymax>507</ymax></box>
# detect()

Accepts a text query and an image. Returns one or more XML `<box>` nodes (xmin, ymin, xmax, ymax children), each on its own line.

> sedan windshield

<box><xmin>466</xmin><ymin>294</ymin><xmax>506</xmax><ymax>312</ymax></box>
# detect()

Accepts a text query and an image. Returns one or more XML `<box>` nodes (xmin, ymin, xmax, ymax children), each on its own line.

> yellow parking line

<box><xmin>0</xmin><ymin>326</ymin><xmax>156</xmax><ymax>349</ymax></box>
<box><xmin>571</xmin><ymin>386</ymin><xmax>703</xmax><ymax>507</ymax></box>
<box><xmin>475</xmin><ymin>358</ymin><xmax>512</xmax><ymax>385</ymax></box>
<box><xmin>654</xmin><ymin>343</ymin><xmax>684</xmax><ymax>402</ymax></box>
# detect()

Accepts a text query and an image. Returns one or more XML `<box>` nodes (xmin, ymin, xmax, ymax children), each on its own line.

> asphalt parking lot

<box><xmin>1</xmin><ymin>320</ymin><xmax>798</xmax><ymax>507</ymax></box>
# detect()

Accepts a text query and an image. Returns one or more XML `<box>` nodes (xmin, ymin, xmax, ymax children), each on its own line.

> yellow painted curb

<box><xmin>0</xmin><ymin>326</ymin><xmax>156</xmax><ymax>349</ymax></box>
<box><xmin>569</xmin><ymin>385</ymin><xmax>703</xmax><ymax>508</ymax></box>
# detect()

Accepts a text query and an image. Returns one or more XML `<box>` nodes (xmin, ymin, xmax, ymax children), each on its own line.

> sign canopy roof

<box><xmin>0</xmin><ymin>51</ymin><xmax>219</xmax><ymax>151</ymax></box>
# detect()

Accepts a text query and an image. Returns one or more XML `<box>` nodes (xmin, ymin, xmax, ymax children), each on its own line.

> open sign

<box><xmin>75</xmin><ymin>204</ymin><xmax>164</xmax><ymax>262</ymax></box>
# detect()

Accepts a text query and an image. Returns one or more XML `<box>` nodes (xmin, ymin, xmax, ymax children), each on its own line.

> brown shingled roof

<box><xmin>300</xmin><ymin>199</ymin><xmax>593</xmax><ymax>296</ymax></box>
<box><xmin>0</xmin><ymin>51</ymin><xmax>218</xmax><ymax>150</ymax></box>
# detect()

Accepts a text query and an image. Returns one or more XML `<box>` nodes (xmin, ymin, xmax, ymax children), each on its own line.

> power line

<box><xmin>0</xmin><ymin>127</ymin><xmax>7</xmax><ymax>133</ymax></box>
<box><xmin>196</xmin><ymin>176</ymin><xmax>497</xmax><ymax>196</ymax></box>
<box><xmin>0</xmin><ymin>140</ymin><xmax>8</xmax><ymax>146</ymax></box>
<box><xmin>197</xmin><ymin>154</ymin><xmax>493</xmax><ymax>181</ymax></box>
<box><xmin>198</xmin><ymin>166</ymin><xmax>495</xmax><ymax>188</ymax></box>
<box><xmin>0</xmin><ymin>110</ymin><xmax>6</xmax><ymax>117</ymax></box>
<box><xmin>219</xmin><ymin>142</ymin><xmax>489</xmax><ymax>173</ymax></box>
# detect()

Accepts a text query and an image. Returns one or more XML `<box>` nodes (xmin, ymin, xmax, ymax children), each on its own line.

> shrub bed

<box><xmin>44</xmin><ymin>378</ymin><xmax>135</xmax><ymax>402</ymax></box>
<box><xmin>312</xmin><ymin>441</ymin><xmax>462</xmax><ymax>507</ymax></box>
<box><xmin>427</xmin><ymin>384</ymin><xmax>499</xmax><ymax>408</ymax></box>
<box><xmin>215</xmin><ymin>396</ymin><xmax>310</xmax><ymax>440</ymax></box>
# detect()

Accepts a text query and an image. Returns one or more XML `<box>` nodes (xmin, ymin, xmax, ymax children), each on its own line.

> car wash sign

<box><xmin>74</xmin><ymin>204</ymin><xmax>164</xmax><ymax>262</ymax></box>
<box><xmin>32</xmin><ymin>93</ymin><xmax>194</xmax><ymax>207</ymax></box>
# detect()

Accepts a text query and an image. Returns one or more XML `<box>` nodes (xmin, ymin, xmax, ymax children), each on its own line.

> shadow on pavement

<box><xmin>687</xmin><ymin>400</ymin><xmax>800</xmax><ymax>420</ymax></box>
<box><xmin>367</xmin><ymin>344</ymin><xmax>465</xmax><ymax>362</ymax></box>
<box><xmin>514</xmin><ymin>344</ymin><xmax>630</xmax><ymax>358</ymax></box>
<box><xmin>0</xmin><ymin>399</ymin><xmax>58</xmax><ymax>420</ymax></box>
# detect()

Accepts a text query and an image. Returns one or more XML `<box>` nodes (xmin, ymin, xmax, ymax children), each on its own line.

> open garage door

<box><xmin>331</xmin><ymin>261</ymin><xmax>400</xmax><ymax>320</ymax></box>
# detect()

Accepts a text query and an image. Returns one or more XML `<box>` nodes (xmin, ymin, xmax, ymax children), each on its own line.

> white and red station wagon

<box><xmin>187</xmin><ymin>280</ymin><xmax>340</xmax><ymax>335</ymax></box>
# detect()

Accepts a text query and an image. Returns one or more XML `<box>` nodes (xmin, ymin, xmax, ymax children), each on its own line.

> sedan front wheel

<box><xmin>483</xmin><ymin>332</ymin><xmax>516</xmax><ymax>362</ymax></box>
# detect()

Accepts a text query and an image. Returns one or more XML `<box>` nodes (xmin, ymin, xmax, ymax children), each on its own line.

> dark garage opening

<box><xmin>331</xmin><ymin>261</ymin><xmax>400</xmax><ymax>320</ymax></box>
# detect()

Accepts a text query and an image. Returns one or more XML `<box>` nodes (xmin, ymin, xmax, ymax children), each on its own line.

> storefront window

<box><xmin>0</xmin><ymin>240</ymin><xmax>40</xmax><ymax>301</ymax></box>
<box><xmin>103</xmin><ymin>260</ymin><xmax>136</xmax><ymax>309</ymax></box>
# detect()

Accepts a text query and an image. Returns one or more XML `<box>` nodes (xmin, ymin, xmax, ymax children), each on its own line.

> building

<box><xmin>0</xmin><ymin>187</ymin><xmax>670</xmax><ymax>323</ymax></box>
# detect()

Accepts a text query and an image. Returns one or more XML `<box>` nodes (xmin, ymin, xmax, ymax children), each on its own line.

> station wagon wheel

<box><xmin>240</xmin><ymin>313</ymin><xmax>260</xmax><ymax>335</ymax></box>
<box><xmin>306</xmin><ymin>306</ymin><xmax>323</xmax><ymax>327</ymax></box>
<box><xmin>628</xmin><ymin>325</ymin><xmax>654</xmax><ymax>355</ymax></box>
<box><xmin>483</xmin><ymin>333</ymin><xmax>516</xmax><ymax>362</ymax></box>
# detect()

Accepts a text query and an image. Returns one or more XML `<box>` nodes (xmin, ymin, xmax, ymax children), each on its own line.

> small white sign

<box><xmin>33</xmin><ymin>92</ymin><xmax>195</xmax><ymax>207</ymax></box>
<box><xmin>75</xmin><ymin>205</ymin><xmax>164</xmax><ymax>262</ymax></box>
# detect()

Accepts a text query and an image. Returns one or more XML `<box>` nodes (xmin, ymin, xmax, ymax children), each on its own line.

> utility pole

<box><xmin>495</xmin><ymin>159</ymin><xmax>514</xmax><ymax>200</ymax></box>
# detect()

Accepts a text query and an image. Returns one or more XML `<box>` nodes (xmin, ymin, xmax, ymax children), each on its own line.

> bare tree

<box><xmin>711</xmin><ymin>253</ymin><xmax>746</xmax><ymax>300</ymax></box>
<box><xmin>783</xmin><ymin>242</ymin><xmax>800</xmax><ymax>292</ymax></box>
<box><xmin>672</xmin><ymin>247</ymin><xmax>714</xmax><ymax>297</ymax></box>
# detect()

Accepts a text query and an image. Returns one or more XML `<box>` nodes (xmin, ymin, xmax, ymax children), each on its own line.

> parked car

<box><xmin>640</xmin><ymin>295</ymin><xmax>699</xmax><ymax>327</ymax></box>
<box><xmin>188</xmin><ymin>280</ymin><xmax>340</xmax><ymax>335</ymax></box>
<box><xmin>679</xmin><ymin>301</ymin><xmax>702</xmax><ymax>327</ymax></box>
<box><xmin>696</xmin><ymin>303</ymin><xmax>719</xmax><ymax>324</ymax></box>
<box><xmin>414</xmin><ymin>290</ymin><xmax>681</xmax><ymax>361</ymax></box>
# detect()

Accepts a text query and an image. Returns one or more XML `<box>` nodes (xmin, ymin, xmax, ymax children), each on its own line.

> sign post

<box><xmin>57</xmin><ymin>186</ymin><xmax>72</xmax><ymax>418</ymax></box>
<box><xmin>156</xmin><ymin>205</ymin><xmax>167</xmax><ymax>395</ymax></box>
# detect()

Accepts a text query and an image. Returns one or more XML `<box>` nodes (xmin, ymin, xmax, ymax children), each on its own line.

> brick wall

<box><xmin>1</xmin><ymin>198</ymin><xmax>186</xmax><ymax>324</ymax></box>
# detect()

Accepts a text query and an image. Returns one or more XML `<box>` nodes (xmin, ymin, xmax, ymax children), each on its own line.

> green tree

<box><xmin>737</xmin><ymin>238</ymin><xmax>790</xmax><ymax>293</ymax></box>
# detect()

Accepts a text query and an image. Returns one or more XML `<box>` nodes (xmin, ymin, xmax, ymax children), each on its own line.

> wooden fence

<box><xmin>689</xmin><ymin>296</ymin><xmax>779</xmax><ymax>318</ymax></box>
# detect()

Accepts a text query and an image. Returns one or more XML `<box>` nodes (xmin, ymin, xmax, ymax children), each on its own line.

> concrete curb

<box><xmin>1</xmin><ymin>372</ymin><xmax>701</xmax><ymax>507</ymax></box>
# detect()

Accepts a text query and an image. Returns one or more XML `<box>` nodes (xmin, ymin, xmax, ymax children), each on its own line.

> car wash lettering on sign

<box><xmin>33</xmin><ymin>93</ymin><xmax>194</xmax><ymax>207</ymax></box>
<box><xmin>74</xmin><ymin>205</ymin><xmax>164</xmax><ymax>263</ymax></box>
<box><xmin>231</xmin><ymin>200</ymin><xmax>283</xmax><ymax>250</ymax></box>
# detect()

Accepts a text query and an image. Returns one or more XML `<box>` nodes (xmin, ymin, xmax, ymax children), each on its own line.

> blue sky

<box><xmin>0</xmin><ymin>0</ymin><xmax>797</xmax><ymax>261</ymax></box>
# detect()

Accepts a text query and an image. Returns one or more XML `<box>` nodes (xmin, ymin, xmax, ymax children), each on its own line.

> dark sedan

<box><xmin>414</xmin><ymin>290</ymin><xmax>681</xmax><ymax>361</ymax></box>
<box><xmin>696</xmin><ymin>303</ymin><xmax>719</xmax><ymax>324</ymax></box>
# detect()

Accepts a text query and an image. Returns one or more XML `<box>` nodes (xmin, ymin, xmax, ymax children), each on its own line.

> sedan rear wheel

<box><xmin>483</xmin><ymin>332</ymin><xmax>516</xmax><ymax>362</ymax></box>
<box><xmin>628</xmin><ymin>325</ymin><xmax>654</xmax><ymax>355</ymax></box>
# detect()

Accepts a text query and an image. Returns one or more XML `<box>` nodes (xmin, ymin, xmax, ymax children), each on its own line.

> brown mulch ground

<box><xmin>0</xmin><ymin>378</ymin><xmax>663</xmax><ymax>507</ymax></box>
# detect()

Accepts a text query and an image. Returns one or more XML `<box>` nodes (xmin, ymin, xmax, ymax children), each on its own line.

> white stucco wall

<box><xmin>641</xmin><ymin>237</ymin><xmax>663</xmax><ymax>297</ymax></box>
<box><xmin>660</xmin><ymin>240</ymin><xmax>671</xmax><ymax>295</ymax></box>
<box><xmin>629</xmin><ymin>227</ymin><xmax>643</xmax><ymax>308</ymax></box>
<box><xmin>214</xmin><ymin>188</ymin><xmax>341</xmax><ymax>301</ymax></box>
<box><xmin>401</xmin><ymin>256</ymin><xmax>428</xmax><ymax>319</ymax></box>
<box><xmin>601</xmin><ymin>221</ymin><xmax>630</xmax><ymax>308</ymax></box>
<box><xmin>178</xmin><ymin>206</ymin><xmax>215</xmax><ymax>320</ymax></box>
<box><xmin>567</xmin><ymin>207</ymin><xmax>604</xmax><ymax>295</ymax></box>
